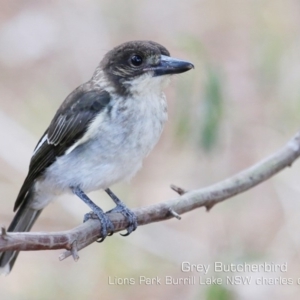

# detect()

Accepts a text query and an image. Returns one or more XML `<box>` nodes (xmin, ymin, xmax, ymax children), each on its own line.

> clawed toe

<box><xmin>107</xmin><ymin>204</ymin><xmax>138</xmax><ymax>236</ymax></box>
<box><xmin>84</xmin><ymin>210</ymin><xmax>114</xmax><ymax>242</ymax></box>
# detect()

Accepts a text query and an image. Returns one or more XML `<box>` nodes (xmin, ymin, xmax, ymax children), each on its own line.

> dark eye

<box><xmin>130</xmin><ymin>55</ymin><xmax>143</xmax><ymax>66</ymax></box>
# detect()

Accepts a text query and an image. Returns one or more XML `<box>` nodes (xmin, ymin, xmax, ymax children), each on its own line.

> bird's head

<box><xmin>96</xmin><ymin>40</ymin><xmax>194</xmax><ymax>95</ymax></box>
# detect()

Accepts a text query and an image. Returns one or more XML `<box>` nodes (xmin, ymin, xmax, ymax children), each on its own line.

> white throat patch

<box><xmin>124</xmin><ymin>73</ymin><xmax>171</xmax><ymax>96</ymax></box>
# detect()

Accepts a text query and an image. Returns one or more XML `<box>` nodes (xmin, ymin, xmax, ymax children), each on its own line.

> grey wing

<box><xmin>13</xmin><ymin>88</ymin><xmax>111</xmax><ymax>211</ymax></box>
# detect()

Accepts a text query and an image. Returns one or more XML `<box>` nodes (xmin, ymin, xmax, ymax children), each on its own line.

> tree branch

<box><xmin>1</xmin><ymin>131</ymin><xmax>300</xmax><ymax>261</ymax></box>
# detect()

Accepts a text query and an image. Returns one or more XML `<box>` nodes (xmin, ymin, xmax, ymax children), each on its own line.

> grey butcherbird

<box><xmin>0</xmin><ymin>40</ymin><xmax>194</xmax><ymax>274</ymax></box>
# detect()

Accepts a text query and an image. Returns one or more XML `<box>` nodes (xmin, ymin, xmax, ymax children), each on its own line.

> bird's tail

<box><xmin>0</xmin><ymin>191</ymin><xmax>42</xmax><ymax>275</ymax></box>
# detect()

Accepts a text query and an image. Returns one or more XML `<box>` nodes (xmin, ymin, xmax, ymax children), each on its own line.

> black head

<box><xmin>98</xmin><ymin>40</ymin><xmax>194</xmax><ymax>94</ymax></box>
<box><xmin>100</xmin><ymin>41</ymin><xmax>169</xmax><ymax>78</ymax></box>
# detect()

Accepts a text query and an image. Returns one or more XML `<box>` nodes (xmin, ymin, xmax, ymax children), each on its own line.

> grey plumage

<box><xmin>0</xmin><ymin>40</ymin><xmax>194</xmax><ymax>275</ymax></box>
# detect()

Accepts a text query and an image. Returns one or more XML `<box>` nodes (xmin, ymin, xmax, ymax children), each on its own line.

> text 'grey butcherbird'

<box><xmin>0</xmin><ymin>40</ymin><xmax>194</xmax><ymax>275</ymax></box>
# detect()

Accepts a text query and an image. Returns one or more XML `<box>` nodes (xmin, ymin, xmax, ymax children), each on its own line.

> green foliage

<box><xmin>200</xmin><ymin>66</ymin><xmax>224</xmax><ymax>151</ymax></box>
<box><xmin>205</xmin><ymin>284</ymin><xmax>234</xmax><ymax>300</ymax></box>
<box><xmin>174</xmin><ymin>78</ymin><xmax>194</xmax><ymax>142</ymax></box>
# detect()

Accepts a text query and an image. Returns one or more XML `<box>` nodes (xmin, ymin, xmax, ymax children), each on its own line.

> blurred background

<box><xmin>1</xmin><ymin>0</ymin><xmax>300</xmax><ymax>299</ymax></box>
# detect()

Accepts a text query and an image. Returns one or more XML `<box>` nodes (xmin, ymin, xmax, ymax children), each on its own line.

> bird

<box><xmin>0</xmin><ymin>40</ymin><xmax>194</xmax><ymax>275</ymax></box>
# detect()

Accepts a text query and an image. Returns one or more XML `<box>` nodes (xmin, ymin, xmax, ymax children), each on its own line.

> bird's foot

<box><xmin>105</xmin><ymin>188</ymin><xmax>138</xmax><ymax>236</ymax></box>
<box><xmin>71</xmin><ymin>186</ymin><xmax>114</xmax><ymax>242</ymax></box>
<box><xmin>83</xmin><ymin>210</ymin><xmax>114</xmax><ymax>242</ymax></box>
<box><xmin>83</xmin><ymin>211</ymin><xmax>97</xmax><ymax>223</ymax></box>
<box><xmin>107</xmin><ymin>203</ymin><xmax>137</xmax><ymax>236</ymax></box>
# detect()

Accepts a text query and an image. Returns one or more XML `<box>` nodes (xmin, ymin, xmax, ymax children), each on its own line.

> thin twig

<box><xmin>170</xmin><ymin>184</ymin><xmax>187</xmax><ymax>195</ymax></box>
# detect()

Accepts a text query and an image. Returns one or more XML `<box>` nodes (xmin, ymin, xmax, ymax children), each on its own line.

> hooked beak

<box><xmin>152</xmin><ymin>55</ymin><xmax>194</xmax><ymax>76</ymax></box>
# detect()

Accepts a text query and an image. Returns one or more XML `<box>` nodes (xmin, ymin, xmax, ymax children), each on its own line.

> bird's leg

<box><xmin>71</xmin><ymin>186</ymin><xmax>114</xmax><ymax>242</ymax></box>
<box><xmin>105</xmin><ymin>188</ymin><xmax>138</xmax><ymax>236</ymax></box>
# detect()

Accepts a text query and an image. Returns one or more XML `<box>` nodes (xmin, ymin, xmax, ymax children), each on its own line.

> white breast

<box><xmin>37</xmin><ymin>90</ymin><xmax>167</xmax><ymax>198</ymax></box>
<box><xmin>30</xmin><ymin>71</ymin><xmax>170</xmax><ymax>212</ymax></box>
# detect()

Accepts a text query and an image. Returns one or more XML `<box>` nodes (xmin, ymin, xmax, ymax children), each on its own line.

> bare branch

<box><xmin>1</xmin><ymin>131</ymin><xmax>300</xmax><ymax>261</ymax></box>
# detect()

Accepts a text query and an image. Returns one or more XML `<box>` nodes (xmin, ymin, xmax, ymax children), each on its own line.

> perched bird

<box><xmin>0</xmin><ymin>40</ymin><xmax>194</xmax><ymax>274</ymax></box>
